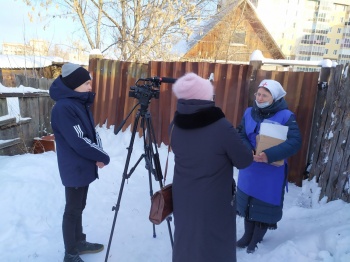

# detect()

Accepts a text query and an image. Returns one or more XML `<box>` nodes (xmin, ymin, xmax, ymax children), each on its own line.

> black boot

<box><xmin>237</xmin><ymin>219</ymin><xmax>255</xmax><ymax>248</ymax></box>
<box><xmin>63</xmin><ymin>252</ymin><xmax>84</xmax><ymax>262</ymax></box>
<box><xmin>247</xmin><ymin>223</ymin><xmax>268</xmax><ymax>253</ymax></box>
<box><xmin>76</xmin><ymin>240</ymin><xmax>104</xmax><ymax>254</ymax></box>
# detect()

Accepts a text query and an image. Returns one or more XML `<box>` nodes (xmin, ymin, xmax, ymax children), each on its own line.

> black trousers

<box><xmin>63</xmin><ymin>186</ymin><xmax>89</xmax><ymax>254</ymax></box>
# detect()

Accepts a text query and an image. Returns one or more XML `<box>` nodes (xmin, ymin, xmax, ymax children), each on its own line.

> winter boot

<box><xmin>76</xmin><ymin>240</ymin><xmax>104</xmax><ymax>254</ymax></box>
<box><xmin>237</xmin><ymin>219</ymin><xmax>255</xmax><ymax>248</ymax></box>
<box><xmin>246</xmin><ymin>223</ymin><xmax>268</xmax><ymax>254</ymax></box>
<box><xmin>63</xmin><ymin>252</ymin><xmax>84</xmax><ymax>262</ymax></box>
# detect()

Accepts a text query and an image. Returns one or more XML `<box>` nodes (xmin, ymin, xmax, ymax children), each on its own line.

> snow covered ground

<box><xmin>0</xmin><ymin>125</ymin><xmax>350</xmax><ymax>262</ymax></box>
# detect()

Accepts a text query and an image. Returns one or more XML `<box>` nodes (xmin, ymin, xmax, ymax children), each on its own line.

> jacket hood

<box><xmin>49</xmin><ymin>76</ymin><xmax>95</xmax><ymax>105</ymax></box>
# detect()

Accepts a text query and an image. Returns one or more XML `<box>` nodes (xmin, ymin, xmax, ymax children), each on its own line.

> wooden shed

<box><xmin>182</xmin><ymin>0</ymin><xmax>285</xmax><ymax>62</ymax></box>
<box><xmin>0</xmin><ymin>54</ymin><xmax>64</xmax><ymax>87</ymax></box>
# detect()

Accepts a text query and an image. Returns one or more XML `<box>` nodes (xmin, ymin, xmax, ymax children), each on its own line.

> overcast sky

<box><xmin>0</xmin><ymin>0</ymin><xmax>78</xmax><ymax>47</ymax></box>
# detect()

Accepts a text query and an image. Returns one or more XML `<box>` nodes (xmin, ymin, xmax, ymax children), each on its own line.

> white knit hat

<box><xmin>172</xmin><ymin>73</ymin><xmax>213</xmax><ymax>100</ymax></box>
<box><xmin>258</xmin><ymin>79</ymin><xmax>286</xmax><ymax>101</ymax></box>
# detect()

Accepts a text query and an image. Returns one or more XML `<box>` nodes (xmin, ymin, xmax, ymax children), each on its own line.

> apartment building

<box><xmin>251</xmin><ymin>0</ymin><xmax>350</xmax><ymax>67</ymax></box>
<box><xmin>2</xmin><ymin>42</ymin><xmax>32</xmax><ymax>55</ymax></box>
<box><xmin>2</xmin><ymin>39</ymin><xmax>49</xmax><ymax>56</ymax></box>
<box><xmin>2</xmin><ymin>40</ymin><xmax>89</xmax><ymax>63</ymax></box>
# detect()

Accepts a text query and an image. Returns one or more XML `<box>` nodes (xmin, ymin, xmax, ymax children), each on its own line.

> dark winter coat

<box><xmin>236</xmin><ymin>98</ymin><xmax>301</xmax><ymax>224</ymax></box>
<box><xmin>171</xmin><ymin>99</ymin><xmax>253</xmax><ymax>262</ymax></box>
<box><xmin>49</xmin><ymin>76</ymin><xmax>110</xmax><ymax>187</ymax></box>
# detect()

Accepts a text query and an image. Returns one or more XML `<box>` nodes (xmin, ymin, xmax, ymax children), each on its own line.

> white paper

<box><xmin>260</xmin><ymin>122</ymin><xmax>288</xmax><ymax>140</ymax></box>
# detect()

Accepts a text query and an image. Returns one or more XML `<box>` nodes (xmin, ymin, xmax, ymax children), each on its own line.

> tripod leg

<box><xmin>105</xmin><ymin>112</ymin><xmax>141</xmax><ymax>262</ymax></box>
<box><xmin>140</xmin><ymin>117</ymin><xmax>157</xmax><ymax>238</ymax></box>
<box><xmin>144</xmin><ymin>113</ymin><xmax>174</xmax><ymax>247</ymax></box>
<box><xmin>106</xmin><ymin>108</ymin><xmax>173</xmax><ymax>262</ymax></box>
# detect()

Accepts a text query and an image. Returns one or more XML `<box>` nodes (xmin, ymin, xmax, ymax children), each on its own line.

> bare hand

<box><xmin>253</xmin><ymin>152</ymin><xmax>268</xmax><ymax>163</ymax></box>
<box><xmin>96</xmin><ymin>162</ymin><xmax>105</xmax><ymax>168</ymax></box>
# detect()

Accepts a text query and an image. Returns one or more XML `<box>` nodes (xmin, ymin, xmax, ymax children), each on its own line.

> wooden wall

<box><xmin>0</xmin><ymin>93</ymin><xmax>54</xmax><ymax>155</ymax></box>
<box><xmin>183</xmin><ymin>2</ymin><xmax>284</xmax><ymax>61</ymax></box>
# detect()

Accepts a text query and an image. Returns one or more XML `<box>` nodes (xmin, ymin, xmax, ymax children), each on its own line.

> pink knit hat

<box><xmin>172</xmin><ymin>73</ymin><xmax>214</xmax><ymax>100</ymax></box>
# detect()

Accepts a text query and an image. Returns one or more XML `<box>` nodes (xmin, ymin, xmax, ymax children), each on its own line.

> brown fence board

<box><xmin>113</xmin><ymin>61</ymin><xmax>125</xmax><ymax>130</ymax></box>
<box><xmin>88</xmin><ymin>59</ymin><xmax>322</xmax><ymax>186</ymax></box>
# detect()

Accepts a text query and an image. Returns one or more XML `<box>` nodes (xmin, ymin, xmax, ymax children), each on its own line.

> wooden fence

<box><xmin>0</xmin><ymin>93</ymin><xmax>54</xmax><ymax>155</ymax></box>
<box><xmin>89</xmin><ymin>58</ymin><xmax>321</xmax><ymax>186</ymax></box>
<box><xmin>1</xmin><ymin>59</ymin><xmax>347</xmax><ymax>201</ymax></box>
<box><xmin>308</xmin><ymin>64</ymin><xmax>350</xmax><ymax>202</ymax></box>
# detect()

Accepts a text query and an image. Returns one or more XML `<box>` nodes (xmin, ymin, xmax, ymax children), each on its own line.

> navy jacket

<box><xmin>171</xmin><ymin>99</ymin><xmax>253</xmax><ymax>262</ymax></box>
<box><xmin>49</xmin><ymin>77</ymin><xmax>110</xmax><ymax>187</ymax></box>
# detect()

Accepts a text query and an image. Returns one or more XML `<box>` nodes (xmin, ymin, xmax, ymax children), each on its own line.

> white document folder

<box><xmin>260</xmin><ymin>121</ymin><xmax>288</xmax><ymax>140</ymax></box>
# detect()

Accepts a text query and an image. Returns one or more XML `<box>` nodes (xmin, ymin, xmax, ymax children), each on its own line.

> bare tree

<box><xmin>22</xmin><ymin>0</ymin><xmax>216</xmax><ymax>62</ymax></box>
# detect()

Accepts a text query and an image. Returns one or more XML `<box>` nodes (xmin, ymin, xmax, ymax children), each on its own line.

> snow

<box><xmin>327</xmin><ymin>131</ymin><xmax>334</xmax><ymax>139</ymax></box>
<box><xmin>0</xmin><ymin>83</ymin><xmax>48</xmax><ymax>94</ymax></box>
<box><xmin>250</xmin><ymin>49</ymin><xmax>337</xmax><ymax>68</ymax></box>
<box><xmin>0</xmin><ymin>125</ymin><xmax>350</xmax><ymax>262</ymax></box>
<box><xmin>90</xmin><ymin>49</ymin><xmax>103</xmax><ymax>55</ymax></box>
<box><xmin>250</xmin><ymin>50</ymin><xmax>264</xmax><ymax>61</ymax></box>
<box><xmin>0</xmin><ymin>54</ymin><xmax>64</xmax><ymax>69</ymax></box>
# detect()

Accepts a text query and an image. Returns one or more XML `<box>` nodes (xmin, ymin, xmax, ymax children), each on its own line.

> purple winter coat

<box><xmin>171</xmin><ymin>99</ymin><xmax>253</xmax><ymax>262</ymax></box>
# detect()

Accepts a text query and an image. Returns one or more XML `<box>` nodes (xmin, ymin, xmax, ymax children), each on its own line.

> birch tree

<box><xmin>22</xmin><ymin>0</ymin><xmax>216</xmax><ymax>62</ymax></box>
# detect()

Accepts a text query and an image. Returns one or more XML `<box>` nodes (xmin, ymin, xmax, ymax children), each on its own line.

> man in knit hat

<box><xmin>50</xmin><ymin>63</ymin><xmax>110</xmax><ymax>262</ymax></box>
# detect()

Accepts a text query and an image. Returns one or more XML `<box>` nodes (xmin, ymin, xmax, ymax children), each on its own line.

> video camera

<box><xmin>129</xmin><ymin>77</ymin><xmax>177</xmax><ymax>108</ymax></box>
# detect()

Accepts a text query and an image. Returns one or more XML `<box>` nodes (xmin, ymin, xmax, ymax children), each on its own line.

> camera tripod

<box><xmin>104</xmin><ymin>92</ymin><xmax>174</xmax><ymax>262</ymax></box>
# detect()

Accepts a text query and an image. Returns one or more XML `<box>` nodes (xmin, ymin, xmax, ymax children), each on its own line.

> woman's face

<box><xmin>255</xmin><ymin>87</ymin><xmax>273</xmax><ymax>104</ymax></box>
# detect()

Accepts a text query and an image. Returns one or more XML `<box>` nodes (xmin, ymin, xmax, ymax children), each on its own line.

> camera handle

<box><xmin>105</xmin><ymin>106</ymin><xmax>174</xmax><ymax>262</ymax></box>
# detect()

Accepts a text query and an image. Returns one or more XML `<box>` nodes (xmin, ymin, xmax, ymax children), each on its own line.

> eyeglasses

<box><xmin>254</xmin><ymin>92</ymin><xmax>270</xmax><ymax>99</ymax></box>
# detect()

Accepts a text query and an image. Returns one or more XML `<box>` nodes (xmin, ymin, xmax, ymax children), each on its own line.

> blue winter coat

<box><xmin>236</xmin><ymin>98</ymin><xmax>301</xmax><ymax>224</ymax></box>
<box><xmin>49</xmin><ymin>76</ymin><xmax>110</xmax><ymax>187</ymax></box>
<box><xmin>171</xmin><ymin>99</ymin><xmax>253</xmax><ymax>262</ymax></box>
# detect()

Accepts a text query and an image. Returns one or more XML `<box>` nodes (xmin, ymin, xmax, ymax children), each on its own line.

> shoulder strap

<box><xmin>163</xmin><ymin>124</ymin><xmax>174</xmax><ymax>185</ymax></box>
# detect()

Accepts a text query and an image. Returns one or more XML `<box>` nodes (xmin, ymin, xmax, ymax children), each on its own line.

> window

<box><xmin>231</xmin><ymin>31</ymin><xmax>246</xmax><ymax>45</ymax></box>
<box><xmin>333</xmin><ymin>50</ymin><xmax>337</xmax><ymax>55</ymax></box>
<box><xmin>336</xmin><ymin>39</ymin><xmax>340</xmax><ymax>44</ymax></box>
<box><xmin>325</xmin><ymin>49</ymin><xmax>328</xmax><ymax>54</ymax></box>
<box><xmin>337</xmin><ymin>28</ymin><xmax>341</xmax><ymax>33</ymax></box>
